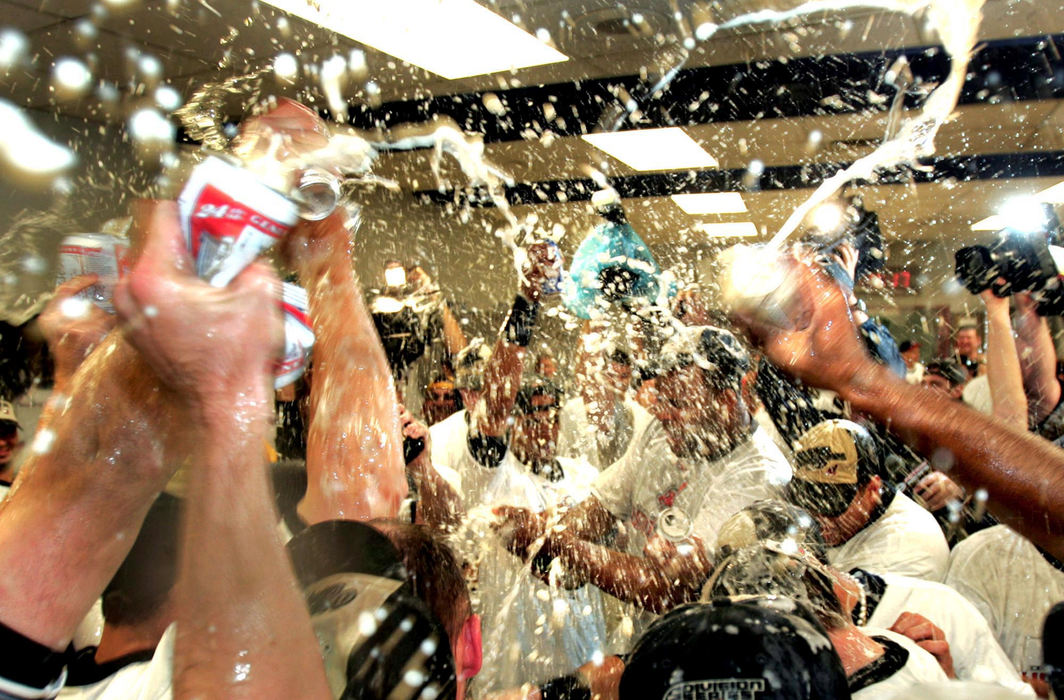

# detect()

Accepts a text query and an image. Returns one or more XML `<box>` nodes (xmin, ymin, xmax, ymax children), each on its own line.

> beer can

<box><xmin>56</xmin><ymin>233</ymin><xmax>129</xmax><ymax>314</ymax></box>
<box><xmin>178</xmin><ymin>156</ymin><xmax>300</xmax><ymax>288</ymax></box>
<box><xmin>275</xmin><ymin>282</ymin><xmax>314</xmax><ymax>390</ymax></box>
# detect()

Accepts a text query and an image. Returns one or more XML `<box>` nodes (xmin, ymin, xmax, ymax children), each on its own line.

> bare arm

<box><xmin>400</xmin><ymin>407</ymin><xmax>465</xmax><ymax>531</ymax></box>
<box><xmin>736</xmin><ymin>253</ymin><xmax>1064</xmax><ymax>559</ymax></box>
<box><xmin>982</xmin><ymin>290</ymin><xmax>1027</xmax><ymax>430</ymax></box>
<box><xmin>0</xmin><ymin>204</ymin><xmax>189</xmax><ymax>653</ymax></box>
<box><xmin>1013</xmin><ymin>293</ymin><xmax>1061</xmax><ymax>425</ymax></box>
<box><xmin>473</xmin><ymin>243</ymin><xmax>556</xmax><ymax>437</ymax></box>
<box><xmin>110</xmin><ymin>201</ymin><xmax>329</xmax><ymax>700</ymax></box>
<box><xmin>287</xmin><ymin>212</ymin><xmax>407</xmax><ymax>524</ymax></box>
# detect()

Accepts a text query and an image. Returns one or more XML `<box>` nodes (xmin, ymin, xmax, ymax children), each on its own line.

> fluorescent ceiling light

<box><xmin>970</xmin><ymin>215</ymin><xmax>1006</xmax><ymax>231</ymax></box>
<box><xmin>1037</xmin><ymin>181</ymin><xmax>1064</xmax><ymax>203</ymax></box>
<box><xmin>259</xmin><ymin>0</ymin><xmax>568</xmax><ymax>80</ymax></box>
<box><xmin>699</xmin><ymin>221</ymin><xmax>758</xmax><ymax>238</ymax></box>
<box><xmin>582</xmin><ymin>128</ymin><xmax>718</xmax><ymax>171</ymax></box>
<box><xmin>671</xmin><ymin>192</ymin><xmax>747</xmax><ymax>215</ymax></box>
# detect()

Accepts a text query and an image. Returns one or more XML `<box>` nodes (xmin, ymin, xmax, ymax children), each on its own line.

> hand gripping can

<box><xmin>178</xmin><ymin>156</ymin><xmax>300</xmax><ymax>287</ymax></box>
<box><xmin>56</xmin><ymin>234</ymin><xmax>130</xmax><ymax>313</ymax></box>
<box><xmin>275</xmin><ymin>282</ymin><xmax>314</xmax><ymax>390</ymax></box>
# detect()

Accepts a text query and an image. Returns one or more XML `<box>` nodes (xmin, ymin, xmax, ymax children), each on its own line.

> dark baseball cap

<box><xmin>620</xmin><ymin>596</ymin><xmax>849</xmax><ymax>699</ymax></box>
<box><xmin>286</xmin><ymin>521</ymin><xmax>457</xmax><ymax>700</ymax></box>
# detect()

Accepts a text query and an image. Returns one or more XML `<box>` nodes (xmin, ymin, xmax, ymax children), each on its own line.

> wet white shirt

<box><xmin>863</xmin><ymin>571</ymin><xmax>1032</xmax><ymax>694</ymax></box>
<box><xmin>557</xmin><ymin>396</ymin><xmax>656</xmax><ymax>472</ymax></box>
<box><xmin>58</xmin><ymin>624</ymin><xmax>174</xmax><ymax>700</ymax></box>
<box><xmin>453</xmin><ymin>449</ymin><xmax>607</xmax><ymax>692</ymax></box>
<box><xmin>851</xmin><ymin>627</ymin><xmax>949</xmax><ymax>699</ymax></box>
<box><xmin>826</xmin><ymin>492</ymin><xmax>949</xmax><ymax>581</ymax></box>
<box><xmin>945</xmin><ymin>524</ymin><xmax>1064</xmax><ymax>678</ymax></box>
<box><xmin>592</xmin><ymin>423</ymin><xmax>792</xmax><ymax>557</ymax></box>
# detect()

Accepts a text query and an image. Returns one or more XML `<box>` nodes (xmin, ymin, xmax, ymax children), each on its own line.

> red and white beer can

<box><xmin>56</xmin><ymin>234</ymin><xmax>129</xmax><ymax>313</ymax></box>
<box><xmin>275</xmin><ymin>282</ymin><xmax>314</xmax><ymax>389</ymax></box>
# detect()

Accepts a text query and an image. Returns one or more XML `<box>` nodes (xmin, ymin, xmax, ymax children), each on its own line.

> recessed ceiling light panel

<box><xmin>671</xmin><ymin>192</ymin><xmax>747</xmax><ymax>215</ymax></box>
<box><xmin>582</xmin><ymin>128</ymin><xmax>718</xmax><ymax>171</ymax></box>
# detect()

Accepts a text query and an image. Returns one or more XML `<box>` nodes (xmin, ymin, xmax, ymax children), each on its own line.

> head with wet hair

<box><xmin>922</xmin><ymin>358</ymin><xmax>968</xmax><ymax>398</ymax></box>
<box><xmin>703</xmin><ymin>541</ymin><xmax>849</xmax><ymax>632</ymax></box>
<box><xmin>645</xmin><ymin>325</ymin><xmax>754</xmax><ymax>461</ymax></box>
<box><xmin>453</xmin><ymin>338</ymin><xmax>491</xmax><ymax>409</ymax></box>
<box><xmin>716</xmin><ymin>499</ymin><xmax>827</xmax><ymax>562</ymax></box>
<box><xmin>621</xmin><ymin>596</ymin><xmax>849</xmax><ymax>699</ymax></box>
<box><xmin>511</xmin><ymin>375</ymin><xmax>564</xmax><ymax>470</ymax></box>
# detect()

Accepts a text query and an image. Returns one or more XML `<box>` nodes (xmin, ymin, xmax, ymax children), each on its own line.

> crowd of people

<box><xmin>0</xmin><ymin>98</ymin><xmax>1062</xmax><ymax>700</ymax></box>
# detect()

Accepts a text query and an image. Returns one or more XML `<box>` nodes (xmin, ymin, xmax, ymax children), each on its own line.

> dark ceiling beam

<box><xmin>414</xmin><ymin>149</ymin><xmax>1064</xmax><ymax>207</ymax></box>
<box><xmin>344</xmin><ymin>34</ymin><xmax>1064</xmax><ymax>142</ymax></box>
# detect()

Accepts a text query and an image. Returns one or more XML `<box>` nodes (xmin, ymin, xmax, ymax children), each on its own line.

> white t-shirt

<box><xmin>557</xmin><ymin>396</ymin><xmax>656</xmax><ymax>472</ymax></box>
<box><xmin>58</xmin><ymin>624</ymin><xmax>174</xmax><ymax>700</ymax></box>
<box><xmin>851</xmin><ymin>627</ymin><xmax>949</xmax><ymax>699</ymax></box>
<box><xmin>592</xmin><ymin>423</ymin><xmax>792</xmax><ymax>557</ymax></box>
<box><xmin>826</xmin><ymin>492</ymin><xmax>949</xmax><ymax>581</ymax></box>
<box><xmin>945</xmin><ymin>525</ymin><xmax>1064</xmax><ymax>677</ymax></box>
<box><xmin>862</xmin><ymin>571</ymin><xmax>1032</xmax><ymax>694</ymax></box>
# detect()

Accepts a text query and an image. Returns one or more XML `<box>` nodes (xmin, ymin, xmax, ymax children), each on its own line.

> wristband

<box><xmin>530</xmin><ymin>548</ymin><xmax>556</xmax><ymax>577</ymax></box>
<box><xmin>503</xmin><ymin>295</ymin><xmax>539</xmax><ymax>346</ymax></box>
<box><xmin>0</xmin><ymin>621</ymin><xmax>67</xmax><ymax>694</ymax></box>
<box><xmin>539</xmin><ymin>674</ymin><xmax>591</xmax><ymax>700</ymax></box>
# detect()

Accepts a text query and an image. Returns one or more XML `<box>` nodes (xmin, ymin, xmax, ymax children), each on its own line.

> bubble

<box><xmin>137</xmin><ymin>54</ymin><xmax>163</xmax><ymax>83</ymax></box>
<box><xmin>536</xmin><ymin>28</ymin><xmax>551</xmax><ymax>42</ymax></box>
<box><xmin>695</xmin><ymin>21</ymin><xmax>718</xmax><ymax>41</ymax></box>
<box><xmin>348</xmin><ymin>49</ymin><xmax>368</xmax><ymax>82</ymax></box>
<box><xmin>52</xmin><ymin>57</ymin><xmax>93</xmax><ymax>101</ymax></box>
<box><xmin>154</xmin><ymin>85</ymin><xmax>182</xmax><ymax>111</ymax></box>
<box><xmin>128</xmin><ymin>108</ymin><xmax>175</xmax><ymax>155</ymax></box>
<box><xmin>0</xmin><ymin>99</ymin><xmax>77</xmax><ymax>186</ymax></box>
<box><xmin>59</xmin><ymin>296</ymin><xmax>92</xmax><ymax>319</ymax></box>
<box><xmin>273</xmin><ymin>52</ymin><xmax>298</xmax><ymax>83</ymax></box>
<box><xmin>365</xmin><ymin>81</ymin><xmax>382</xmax><ymax>108</ymax></box>
<box><xmin>31</xmin><ymin>428</ymin><xmax>56</xmax><ymax>455</ymax></box>
<box><xmin>357</xmin><ymin>610</ymin><xmax>377</xmax><ymax>636</ymax></box>
<box><xmin>0</xmin><ymin>29</ymin><xmax>29</xmax><ymax>72</ymax></box>
<box><xmin>482</xmin><ymin>93</ymin><xmax>506</xmax><ymax>117</ymax></box>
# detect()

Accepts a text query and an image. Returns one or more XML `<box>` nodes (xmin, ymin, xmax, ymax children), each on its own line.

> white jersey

<box><xmin>434</xmin><ymin>423</ymin><xmax>607</xmax><ymax>691</ymax></box>
<box><xmin>593</xmin><ymin>423</ymin><xmax>792</xmax><ymax>557</ymax></box>
<box><xmin>851</xmin><ymin>627</ymin><xmax>949</xmax><ymax>699</ymax></box>
<box><xmin>58</xmin><ymin>624</ymin><xmax>174</xmax><ymax>700</ymax></box>
<box><xmin>557</xmin><ymin>396</ymin><xmax>656</xmax><ymax>471</ymax></box>
<box><xmin>826</xmin><ymin>492</ymin><xmax>949</xmax><ymax>581</ymax></box>
<box><xmin>945</xmin><ymin>525</ymin><xmax>1064</xmax><ymax>677</ymax></box>
<box><xmin>860</xmin><ymin>571</ymin><xmax>1032</xmax><ymax>694</ymax></box>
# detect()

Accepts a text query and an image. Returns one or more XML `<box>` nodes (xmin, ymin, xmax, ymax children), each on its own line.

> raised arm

<box><xmin>0</xmin><ymin>204</ymin><xmax>190</xmax><ymax>659</ymax></box>
<box><xmin>247</xmin><ymin>100</ymin><xmax>406</xmax><ymax>525</ymax></box>
<box><xmin>734</xmin><ymin>251</ymin><xmax>1064</xmax><ymax>559</ymax></box>
<box><xmin>471</xmin><ymin>243</ymin><xmax>557</xmax><ymax>437</ymax></box>
<box><xmin>982</xmin><ymin>289</ymin><xmax>1027</xmax><ymax>430</ymax></box>
<box><xmin>112</xmin><ymin>201</ymin><xmax>329</xmax><ymax>700</ymax></box>
<box><xmin>1013</xmin><ymin>292</ymin><xmax>1061</xmax><ymax>425</ymax></box>
<box><xmin>287</xmin><ymin>211</ymin><xmax>407</xmax><ymax>525</ymax></box>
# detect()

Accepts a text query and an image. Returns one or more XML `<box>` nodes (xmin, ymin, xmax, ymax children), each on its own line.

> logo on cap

<box><xmin>664</xmin><ymin>678</ymin><xmax>765</xmax><ymax>699</ymax></box>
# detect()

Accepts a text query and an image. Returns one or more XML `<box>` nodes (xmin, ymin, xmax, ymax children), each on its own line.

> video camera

<box><xmin>954</xmin><ymin>202</ymin><xmax>1064</xmax><ymax>315</ymax></box>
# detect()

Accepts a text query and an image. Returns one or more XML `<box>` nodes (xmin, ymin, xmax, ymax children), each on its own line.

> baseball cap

<box><xmin>788</xmin><ymin>419</ymin><xmax>880</xmax><ymax>518</ymax></box>
<box><xmin>652</xmin><ymin>325</ymin><xmax>750</xmax><ymax>389</ymax></box>
<box><xmin>0</xmin><ymin>400</ymin><xmax>19</xmax><ymax>429</ymax></box>
<box><xmin>923</xmin><ymin>358</ymin><xmax>968</xmax><ymax>387</ymax></box>
<box><xmin>620</xmin><ymin>596</ymin><xmax>849</xmax><ymax>700</ymax></box>
<box><xmin>286</xmin><ymin>521</ymin><xmax>457</xmax><ymax>700</ymax></box>
<box><xmin>454</xmin><ymin>338</ymin><xmax>491</xmax><ymax>392</ymax></box>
